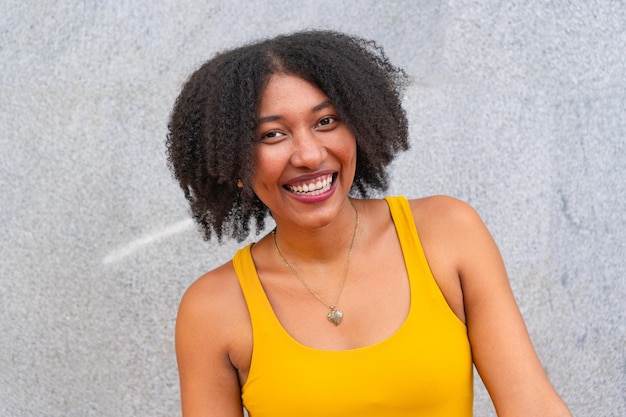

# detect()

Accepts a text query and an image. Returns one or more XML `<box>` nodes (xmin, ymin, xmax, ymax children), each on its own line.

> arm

<box><xmin>175</xmin><ymin>265</ymin><xmax>248</xmax><ymax>417</ymax></box>
<box><xmin>414</xmin><ymin>196</ymin><xmax>571</xmax><ymax>416</ymax></box>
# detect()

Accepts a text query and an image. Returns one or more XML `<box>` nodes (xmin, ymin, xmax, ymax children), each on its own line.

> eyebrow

<box><xmin>312</xmin><ymin>100</ymin><xmax>333</xmax><ymax>112</ymax></box>
<box><xmin>256</xmin><ymin>100</ymin><xmax>334</xmax><ymax>125</ymax></box>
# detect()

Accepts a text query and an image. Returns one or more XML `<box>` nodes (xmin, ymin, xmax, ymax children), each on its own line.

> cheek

<box><xmin>343</xmin><ymin>136</ymin><xmax>358</xmax><ymax>181</ymax></box>
<box><xmin>249</xmin><ymin>147</ymin><xmax>261</xmax><ymax>190</ymax></box>
<box><xmin>343</xmin><ymin>135</ymin><xmax>358</xmax><ymax>164</ymax></box>
<box><xmin>250</xmin><ymin>149</ymin><xmax>263</xmax><ymax>188</ymax></box>
<box><xmin>250</xmin><ymin>146</ymin><xmax>281</xmax><ymax>189</ymax></box>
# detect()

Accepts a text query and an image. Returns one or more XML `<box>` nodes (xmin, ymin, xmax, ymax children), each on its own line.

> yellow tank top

<box><xmin>233</xmin><ymin>196</ymin><xmax>473</xmax><ymax>416</ymax></box>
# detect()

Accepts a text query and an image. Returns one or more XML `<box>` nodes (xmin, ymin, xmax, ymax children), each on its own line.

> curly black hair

<box><xmin>166</xmin><ymin>30</ymin><xmax>410</xmax><ymax>242</ymax></box>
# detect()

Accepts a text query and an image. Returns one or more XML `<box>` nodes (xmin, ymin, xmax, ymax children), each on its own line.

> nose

<box><xmin>290</xmin><ymin>128</ymin><xmax>326</xmax><ymax>168</ymax></box>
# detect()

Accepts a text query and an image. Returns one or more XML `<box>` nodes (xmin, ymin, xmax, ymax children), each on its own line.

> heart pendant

<box><xmin>327</xmin><ymin>309</ymin><xmax>343</xmax><ymax>326</ymax></box>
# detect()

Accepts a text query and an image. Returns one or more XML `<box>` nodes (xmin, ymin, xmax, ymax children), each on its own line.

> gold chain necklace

<box><xmin>272</xmin><ymin>204</ymin><xmax>359</xmax><ymax>326</ymax></box>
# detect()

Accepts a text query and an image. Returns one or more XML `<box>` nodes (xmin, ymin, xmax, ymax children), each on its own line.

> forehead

<box><xmin>258</xmin><ymin>74</ymin><xmax>331</xmax><ymax>116</ymax></box>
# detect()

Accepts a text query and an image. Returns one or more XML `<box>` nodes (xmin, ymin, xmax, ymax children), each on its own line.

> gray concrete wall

<box><xmin>1</xmin><ymin>1</ymin><xmax>624</xmax><ymax>416</ymax></box>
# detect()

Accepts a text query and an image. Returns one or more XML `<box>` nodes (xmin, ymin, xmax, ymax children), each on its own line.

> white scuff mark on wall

<box><xmin>102</xmin><ymin>218</ymin><xmax>194</xmax><ymax>264</ymax></box>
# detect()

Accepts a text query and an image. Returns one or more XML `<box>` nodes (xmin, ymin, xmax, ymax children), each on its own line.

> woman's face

<box><xmin>252</xmin><ymin>74</ymin><xmax>357</xmax><ymax>229</ymax></box>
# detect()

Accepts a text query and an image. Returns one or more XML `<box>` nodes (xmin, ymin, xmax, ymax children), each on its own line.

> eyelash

<box><xmin>262</xmin><ymin>131</ymin><xmax>282</xmax><ymax>139</ymax></box>
<box><xmin>316</xmin><ymin>116</ymin><xmax>336</xmax><ymax>127</ymax></box>
<box><xmin>259</xmin><ymin>115</ymin><xmax>339</xmax><ymax>141</ymax></box>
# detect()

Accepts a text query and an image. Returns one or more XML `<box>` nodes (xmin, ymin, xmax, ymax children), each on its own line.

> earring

<box><xmin>236</xmin><ymin>179</ymin><xmax>244</xmax><ymax>189</ymax></box>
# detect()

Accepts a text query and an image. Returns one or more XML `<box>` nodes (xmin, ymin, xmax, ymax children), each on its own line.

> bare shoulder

<box><xmin>177</xmin><ymin>260</ymin><xmax>249</xmax><ymax>340</ymax></box>
<box><xmin>407</xmin><ymin>195</ymin><xmax>489</xmax><ymax>250</ymax></box>
<box><xmin>176</xmin><ymin>260</ymin><xmax>251</xmax><ymax>416</ymax></box>
<box><xmin>408</xmin><ymin>195</ymin><xmax>483</xmax><ymax>226</ymax></box>
<box><xmin>406</xmin><ymin>196</ymin><xmax>571</xmax><ymax>415</ymax></box>
<box><xmin>180</xmin><ymin>261</ymin><xmax>241</xmax><ymax>308</ymax></box>
<box><xmin>176</xmin><ymin>258</ymin><xmax>252</xmax><ymax>371</ymax></box>
<box><xmin>404</xmin><ymin>196</ymin><xmax>495</xmax><ymax>323</ymax></box>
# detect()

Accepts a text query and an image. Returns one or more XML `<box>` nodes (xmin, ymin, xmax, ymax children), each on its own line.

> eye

<box><xmin>258</xmin><ymin>130</ymin><xmax>286</xmax><ymax>143</ymax></box>
<box><xmin>263</xmin><ymin>131</ymin><xmax>280</xmax><ymax>138</ymax></box>
<box><xmin>315</xmin><ymin>116</ymin><xmax>338</xmax><ymax>129</ymax></box>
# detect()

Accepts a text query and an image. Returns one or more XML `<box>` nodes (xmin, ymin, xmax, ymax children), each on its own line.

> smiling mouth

<box><xmin>285</xmin><ymin>173</ymin><xmax>336</xmax><ymax>195</ymax></box>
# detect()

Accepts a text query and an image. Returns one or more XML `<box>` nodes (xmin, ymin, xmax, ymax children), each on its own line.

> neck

<box><xmin>272</xmin><ymin>199</ymin><xmax>358</xmax><ymax>263</ymax></box>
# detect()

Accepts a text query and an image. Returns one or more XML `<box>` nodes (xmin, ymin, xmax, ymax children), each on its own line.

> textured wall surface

<box><xmin>1</xmin><ymin>1</ymin><xmax>624</xmax><ymax>416</ymax></box>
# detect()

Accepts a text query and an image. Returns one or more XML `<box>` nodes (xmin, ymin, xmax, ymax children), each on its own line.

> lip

<box><xmin>283</xmin><ymin>171</ymin><xmax>338</xmax><ymax>203</ymax></box>
<box><xmin>284</xmin><ymin>170</ymin><xmax>336</xmax><ymax>187</ymax></box>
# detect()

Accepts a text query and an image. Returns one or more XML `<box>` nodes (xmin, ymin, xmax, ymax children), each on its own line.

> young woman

<box><xmin>167</xmin><ymin>30</ymin><xmax>571</xmax><ymax>417</ymax></box>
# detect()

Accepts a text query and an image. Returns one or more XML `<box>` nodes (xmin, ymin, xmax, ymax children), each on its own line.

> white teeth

<box><xmin>287</xmin><ymin>174</ymin><xmax>333</xmax><ymax>195</ymax></box>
